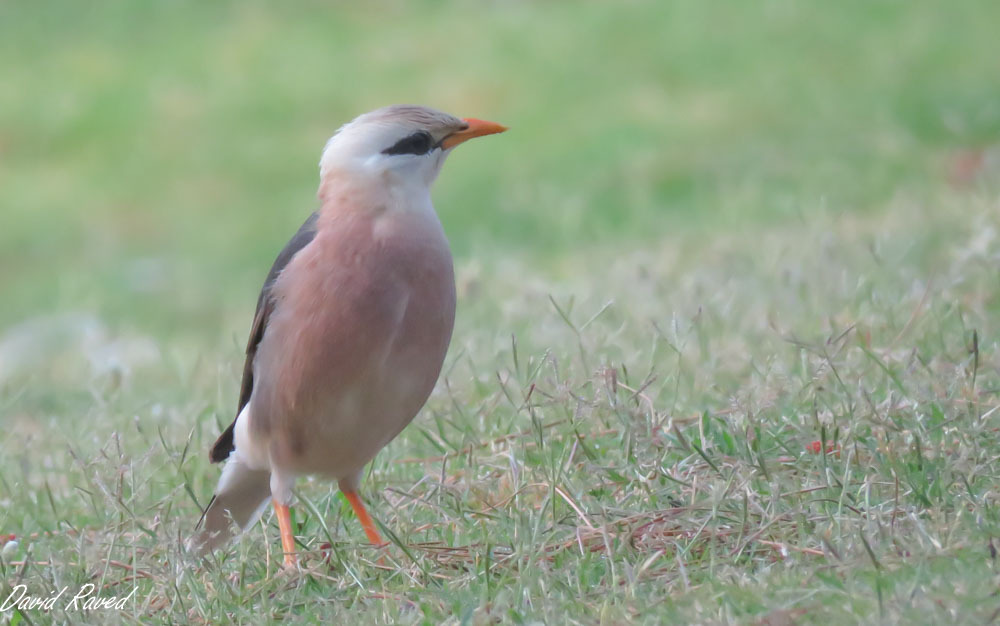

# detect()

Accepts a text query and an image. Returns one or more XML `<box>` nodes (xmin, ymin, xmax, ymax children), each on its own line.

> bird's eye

<box><xmin>382</xmin><ymin>131</ymin><xmax>434</xmax><ymax>156</ymax></box>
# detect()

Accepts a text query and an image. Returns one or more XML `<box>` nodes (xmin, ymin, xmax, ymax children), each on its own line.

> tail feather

<box><xmin>190</xmin><ymin>456</ymin><xmax>271</xmax><ymax>556</ymax></box>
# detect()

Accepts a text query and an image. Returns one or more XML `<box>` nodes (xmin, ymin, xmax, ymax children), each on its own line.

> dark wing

<box><xmin>209</xmin><ymin>212</ymin><xmax>320</xmax><ymax>463</ymax></box>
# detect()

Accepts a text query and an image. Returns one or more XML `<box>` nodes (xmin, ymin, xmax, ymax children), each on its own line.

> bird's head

<box><xmin>319</xmin><ymin>105</ymin><xmax>507</xmax><ymax>189</ymax></box>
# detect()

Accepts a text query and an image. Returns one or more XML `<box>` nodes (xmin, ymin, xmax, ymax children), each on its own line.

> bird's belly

<box><xmin>289</xmin><ymin>368</ymin><xmax>431</xmax><ymax>476</ymax></box>
<box><xmin>262</xmin><ymin>274</ymin><xmax>456</xmax><ymax>479</ymax></box>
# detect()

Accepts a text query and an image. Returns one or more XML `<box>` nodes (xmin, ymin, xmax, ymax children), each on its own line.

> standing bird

<box><xmin>191</xmin><ymin>105</ymin><xmax>507</xmax><ymax>566</ymax></box>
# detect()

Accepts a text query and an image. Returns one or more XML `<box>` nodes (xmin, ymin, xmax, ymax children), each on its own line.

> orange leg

<box><xmin>343</xmin><ymin>490</ymin><xmax>385</xmax><ymax>546</ymax></box>
<box><xmin>273</xmin><ymin>500</ymin><xmax>297</xmax><ymax>568</ymax></box>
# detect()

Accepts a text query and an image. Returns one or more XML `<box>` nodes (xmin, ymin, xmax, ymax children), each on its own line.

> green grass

<box><xmin>1</xmin><ymin>1</ymin><xmax>1000</xmax><ymax>623</ymax></box>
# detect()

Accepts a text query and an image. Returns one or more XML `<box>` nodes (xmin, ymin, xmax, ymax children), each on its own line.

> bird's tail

<box><xmin>189</xmin><ymin>456</ymin><xmax>271</xmax><ymax>557</ymax></box>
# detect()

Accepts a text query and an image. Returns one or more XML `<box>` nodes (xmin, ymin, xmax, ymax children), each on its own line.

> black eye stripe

<box><xmin>382</xmin><ymin>131</ymin><xmax>435</xmax><ymax>156</ymax></box>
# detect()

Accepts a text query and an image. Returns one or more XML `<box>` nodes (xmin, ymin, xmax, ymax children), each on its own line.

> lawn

<box><xmin>1</xmin><ymin>1</ymin><xmax>999</xmax><ymax>623</ymax></box>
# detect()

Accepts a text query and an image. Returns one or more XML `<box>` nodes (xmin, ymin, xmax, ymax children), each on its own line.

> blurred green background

<box><xmin>2</xmin><ymin>3</ymin><xmax>1000</xmax><ymax>621</ymax></box>
<box><xmin>1</xmin><ymin>0</ymin><xmax>998</xmax><ymax>372</ymax></box>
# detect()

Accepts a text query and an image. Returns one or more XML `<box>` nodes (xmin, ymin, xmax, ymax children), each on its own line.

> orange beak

<box><xmin>441</xmin><ymin>117</ymin><xmax>508</xmax><ymax>149</ymax></box>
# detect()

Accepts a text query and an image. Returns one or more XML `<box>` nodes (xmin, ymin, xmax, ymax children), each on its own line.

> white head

<box><xmin>319</xmin><ymin>105</ymin><xmax>507</xmax><ymax>190</ymax></box>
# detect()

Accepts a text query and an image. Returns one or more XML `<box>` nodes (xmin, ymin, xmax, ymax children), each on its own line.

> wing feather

<box><xmin>209</xmin><ymin>212</ymin><xmax>320</xmax><ymax>463</ymax></box>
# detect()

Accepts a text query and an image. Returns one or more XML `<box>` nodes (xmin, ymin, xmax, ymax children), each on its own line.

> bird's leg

<box><xmin>343</xmin><ymin>490</ymin><xmax>385</xmax><ymax>546</ymax></box>
<box><xmin>273</xmin><ymin>499</ymin><xmax>297</xmax><ymax>568</ymax></box>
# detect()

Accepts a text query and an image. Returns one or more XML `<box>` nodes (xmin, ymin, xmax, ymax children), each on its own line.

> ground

<box><xmin>1</xmin><ymin>1</ymin><xmax>999</xmax><ymax>624</ymax></box>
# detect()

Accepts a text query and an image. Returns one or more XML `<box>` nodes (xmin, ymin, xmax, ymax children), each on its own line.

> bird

<box><xmin>190</xmin><ymin>105</ymin><xmax>507</xmax><ymax>567</ymax></box>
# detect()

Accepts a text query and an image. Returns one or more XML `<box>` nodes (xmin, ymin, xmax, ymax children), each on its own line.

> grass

<box><xmin>1</xmin><ymin>1</ymin><xmax>1000</xmax><ymax>623</ymax></box>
